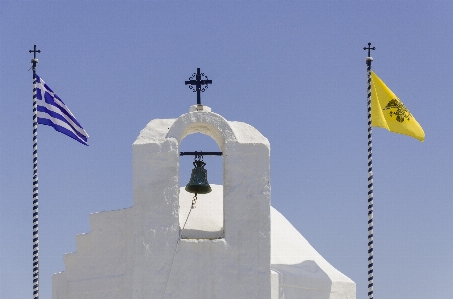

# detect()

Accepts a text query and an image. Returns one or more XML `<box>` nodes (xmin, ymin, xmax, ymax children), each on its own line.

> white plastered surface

<box><xmin>52</xmin><ymin>107</ymin><xmax>355</xmax><ymax>299</ymax></box>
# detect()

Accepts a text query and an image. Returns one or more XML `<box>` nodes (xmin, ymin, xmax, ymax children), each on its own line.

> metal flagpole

<box><xmin>363</xmin><ymin>42</ymin><xmax>375</xmax><ymax>299</ymax></box>
<box><xmin>29</xmin><ymin>44</ymin><xmax>41</xmax><ymax>299</ymax></box>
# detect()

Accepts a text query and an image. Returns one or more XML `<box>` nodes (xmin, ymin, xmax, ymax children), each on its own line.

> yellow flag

<box><xmin>370</xmin><ymin>71</ymin><xmax>425</xmax><ymax>142</ymax></box>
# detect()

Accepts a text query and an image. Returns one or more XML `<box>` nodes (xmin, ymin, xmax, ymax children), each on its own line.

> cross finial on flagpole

<box><xmin>185</xmin><ymin>68</ymin><xmax>213</xmax><ymax>105</ymax></box>
<box><xmin>364</xmin><ymin>41</ymin><xmax>375</xmax><ymax>299</ymax></box>
<box><xmin>363</xmin><ymin>42</ymin><xmax>375</xmax><ymax>58</ymax></box>
<box><xmin>29</xmin><ymin>44</ymin><xmax>41</xmax><ymax>299</ymax></box>
<box><xmin>29</xmin><ymin>45</ymin><xmax>41</xmax><ymax>70</ymax></box>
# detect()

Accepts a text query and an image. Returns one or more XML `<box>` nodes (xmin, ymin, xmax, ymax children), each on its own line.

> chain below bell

<box><xmin>185</xmin><ymin>154</ymin><xmax>212</xmax><ymax>194</ymax></box>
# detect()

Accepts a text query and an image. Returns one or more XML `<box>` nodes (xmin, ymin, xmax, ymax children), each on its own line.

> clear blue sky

<box><xmin>1</xmin><ymin>2</ymin><xmax>452</xmax><ymax>299</ymax></box>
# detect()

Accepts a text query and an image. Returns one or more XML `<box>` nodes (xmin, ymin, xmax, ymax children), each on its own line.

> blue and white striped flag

<box><xmin>35</xmin><ymin>74</ymin><xmax>89</xmax><ymax>145</ymax></box>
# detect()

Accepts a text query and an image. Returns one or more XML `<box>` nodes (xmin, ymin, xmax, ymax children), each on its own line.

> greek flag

<box><xmin>35</xmin><ymin>74</ymin><xmax>89</xmax><ymax>145</ymax></box>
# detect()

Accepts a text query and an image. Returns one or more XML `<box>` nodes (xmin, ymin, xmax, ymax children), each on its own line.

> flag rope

<box><xmin>30</xmin><ymin>45</ymin><xmax>40</xmax><ymax>299</ymax></box>
<box><xmin>366</xmin><ymin>55</ymin><xmax>374</xmax><ymax>299</ymax></box>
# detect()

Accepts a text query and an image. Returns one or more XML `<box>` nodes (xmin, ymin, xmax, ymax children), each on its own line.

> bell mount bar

<box><xmin>180</xmin><ymin>151</ymin><xmax>222</xmax><ymax>156</ymax></box>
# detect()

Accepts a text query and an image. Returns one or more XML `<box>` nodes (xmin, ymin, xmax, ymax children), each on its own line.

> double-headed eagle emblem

<box><xmin>383</xmin><ymin>98</ymin><xmax>413</xmax><ymax>123</ymax></box>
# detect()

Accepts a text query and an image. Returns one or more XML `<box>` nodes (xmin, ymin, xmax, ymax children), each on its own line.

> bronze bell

<box><xmin>185</xmin><ymin>155</ymin><xmax>212</xmax><ymax>194</ymax></box>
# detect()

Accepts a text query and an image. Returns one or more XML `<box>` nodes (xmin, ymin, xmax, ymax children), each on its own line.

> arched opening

<box><xmin>179</xmin><ymin>133</ymin><xmax>224</xmax><ymax>239</ymax></box>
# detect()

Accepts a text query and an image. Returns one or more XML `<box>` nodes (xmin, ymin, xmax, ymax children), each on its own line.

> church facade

<box><xmin>53</xmin><ymin>105</ymin><xmax>355</xmax><ymax>299</ymax></box>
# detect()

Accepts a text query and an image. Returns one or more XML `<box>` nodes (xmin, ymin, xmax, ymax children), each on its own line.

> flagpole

<box><xmin>363</xmin><ymin>42</ymin><xmax>375</xmax><ymax>299</ymax></box>
<box><xmin>29</xmin><ymin>44</ymin><xmax>41</xmax><ymax>299</ymax></box>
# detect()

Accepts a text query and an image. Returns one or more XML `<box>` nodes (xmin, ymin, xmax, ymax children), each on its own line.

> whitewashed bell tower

<box><xmin>53</xmin><ymin>69</ymin><xmax>355</xmax><ymax>299</ymax></box>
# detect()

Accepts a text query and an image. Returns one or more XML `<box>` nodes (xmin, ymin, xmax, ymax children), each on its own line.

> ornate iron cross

<box><xmin>363</xmin><ymin>42</ymin><xmax>376</xmax><ymax>57</ymax></box>
<box><xmin>185</xmin><ymin>68</ymin><xmax>212</xmax><ymax>105</ymax></box>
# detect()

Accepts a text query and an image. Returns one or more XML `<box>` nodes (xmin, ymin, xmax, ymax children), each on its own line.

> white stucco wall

<box><xmin>53</xmin><ymin>106</ymin><xmax>355</xmax><ymax>299</ymax></box>
<box><xmin>179</xmin><ymin>185</ymin><xmax>356</xmax><ymax>299</ymax></box>
<box><xmin>54</xmin><ymin>106</ymin><xmax>271</xmax><ymax>299</ymax></box>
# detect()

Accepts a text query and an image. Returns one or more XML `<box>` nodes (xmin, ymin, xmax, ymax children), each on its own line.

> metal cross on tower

<box><xmin>185</xmin><ymin>68</ymin><xmax>212</xmax><ymax>105</ymax></box>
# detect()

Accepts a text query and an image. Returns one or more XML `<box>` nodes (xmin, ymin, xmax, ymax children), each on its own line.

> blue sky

<box><xmin>1</xmin><ymin>2</ymin><xmax>452</xmax><ymax>299</ymax></box>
